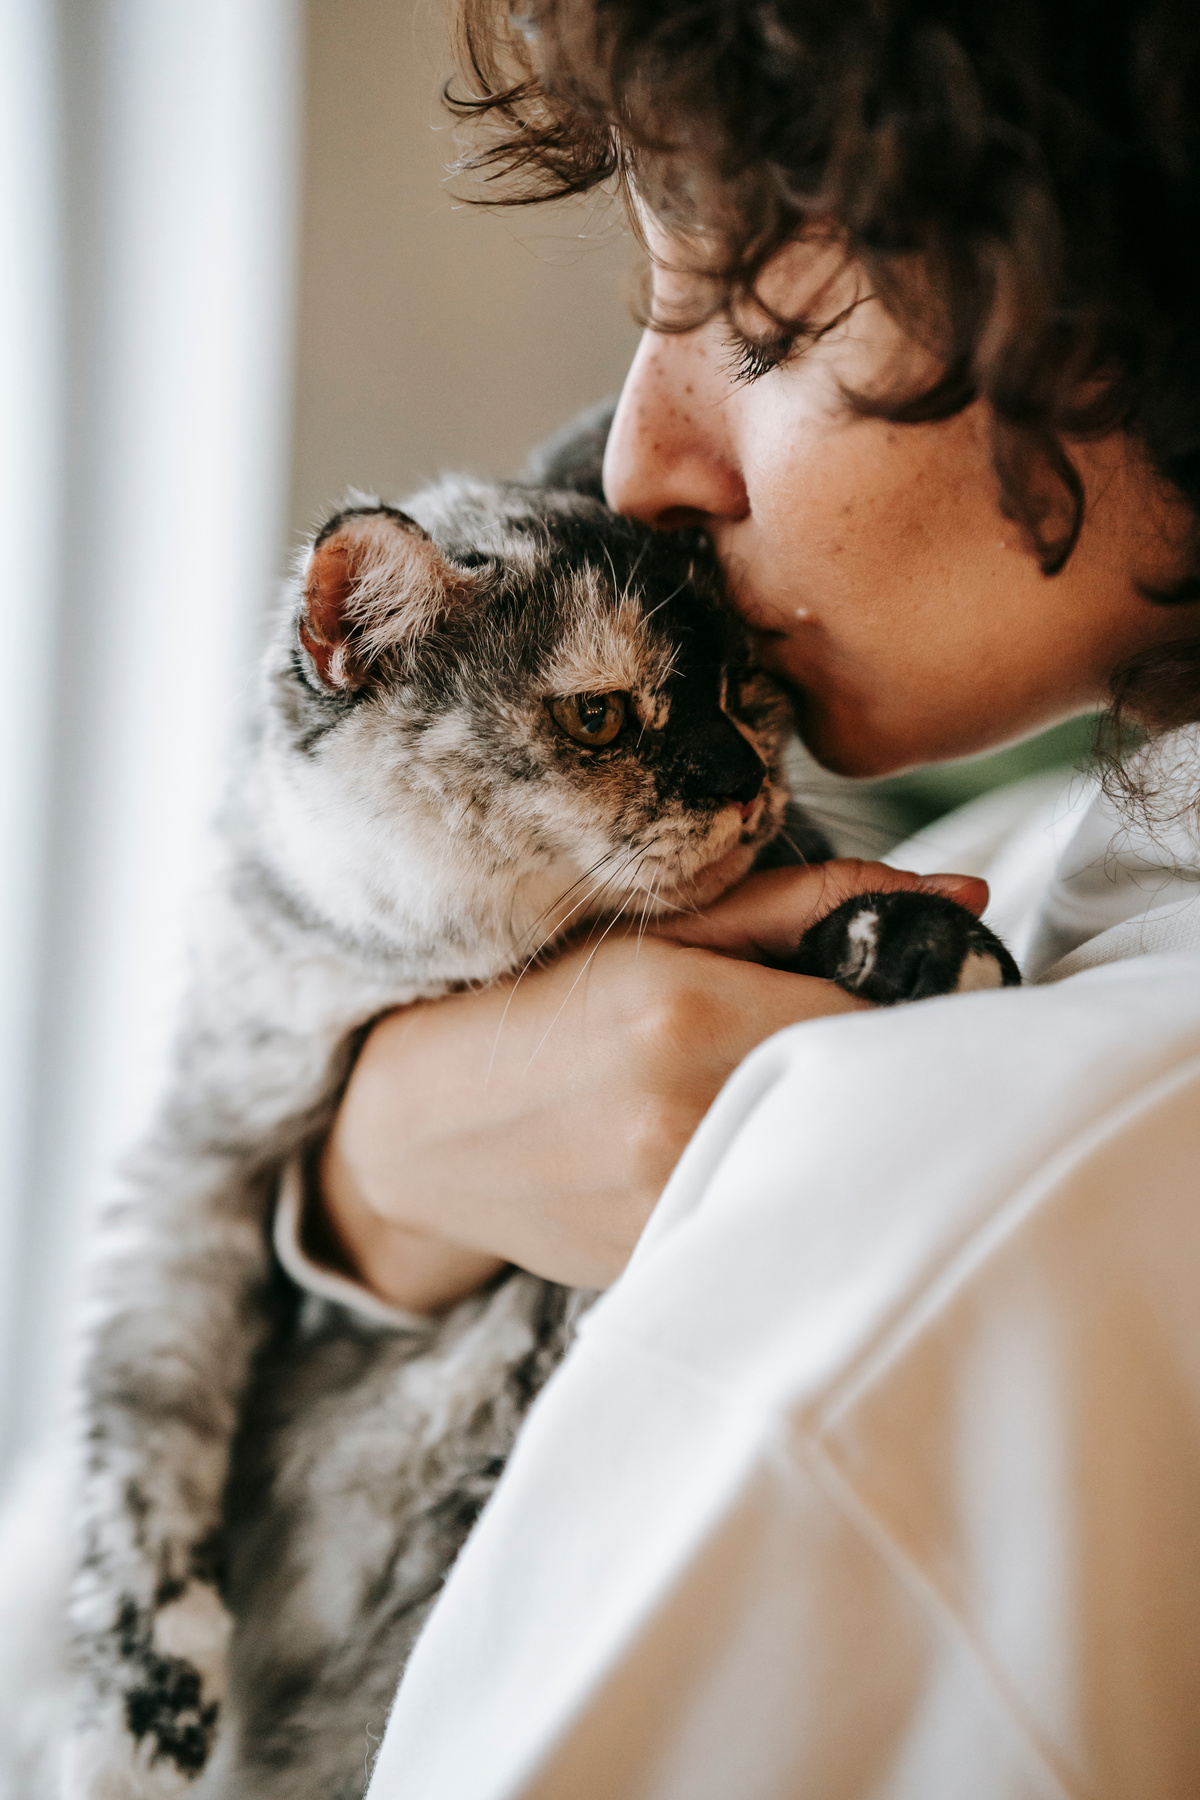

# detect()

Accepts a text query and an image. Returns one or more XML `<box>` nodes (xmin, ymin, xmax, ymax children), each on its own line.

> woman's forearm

<box><xmin>316</xmin><ymin>863</ymin><xmax>986</xmax><ymax>1311</ymax></box>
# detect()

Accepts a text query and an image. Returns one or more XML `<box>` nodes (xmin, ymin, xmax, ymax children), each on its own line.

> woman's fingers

<box><xmin>651</xmin><ymin>860</ymin><xmax>990</xmax><ymax>963</ymax></box>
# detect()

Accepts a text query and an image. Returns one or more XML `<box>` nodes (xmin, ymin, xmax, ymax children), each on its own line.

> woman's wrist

<box><xmin>314</xmin><ymin>1126</ymin><xmax>506</xmax><ymax>1315</ymax></box>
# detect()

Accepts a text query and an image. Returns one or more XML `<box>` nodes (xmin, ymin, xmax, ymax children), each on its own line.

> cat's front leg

<box><xmin>64</xmin><ymin>1166</ymin><xmax>273</xmax><ymax>1799</ymax></box>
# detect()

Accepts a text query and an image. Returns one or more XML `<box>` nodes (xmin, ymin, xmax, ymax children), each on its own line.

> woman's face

<box><xmin>603</xmin><ymin>229</ymin><xmax>1199</xmax><ymax>776</ymax></box>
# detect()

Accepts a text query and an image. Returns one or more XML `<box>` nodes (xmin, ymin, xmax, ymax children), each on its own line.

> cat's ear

<box><xmin>299</xmin><ymin>506</ymin><xmax>476</xmax><ymax>693</ymax></box>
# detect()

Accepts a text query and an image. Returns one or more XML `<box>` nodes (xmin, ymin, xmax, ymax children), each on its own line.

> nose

<box><xmin>694</xmin><ymin>715</ymin><xmax>767</xmax><ymax>808</ymax></box>
<box><xmin>602</xmin><ymin>328</ymin><xmax>750</xmax><ymax>530</ymax></box>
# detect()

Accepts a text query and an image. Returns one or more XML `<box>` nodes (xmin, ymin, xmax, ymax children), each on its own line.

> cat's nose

<box><xmin>694</xmin><ymin>717</ymin><xmax>767</xmax><ymax>808</ymax></box>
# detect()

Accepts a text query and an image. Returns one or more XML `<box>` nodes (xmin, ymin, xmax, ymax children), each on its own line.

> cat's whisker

<box><xmin>486</xmin><ymin>853</ymin><xmax>629</xmax><ymax>1082</ymax></box>
<box><xmin>517</xmin><ymin>834</ymin><xmax>661</xmax><ymax>952</ymax></box>
<box><xmin>635</xmin><ymin>879</ymin><xmax>654</xmax><ymax>948</ymax></box>
<box><xmin>794</xmin><ymin>795</ymin><xmax>907</xmax><ymax>850</ymax></box>
<box><xmin>639</xmin><ymin>575</ymin><xmax>690</xmax><ymax>625</ymax></box>
<box><xmin>569</xmin><ymin>850</ymin><xmax>647</xmax><ymax>946</ymax></box>
<box><xmin>659</xmin><ymin>643</ymin><xmax>683</xmax><ymax>687</ymax></box>
<box><xmin>636</xmin><ymin>868</ymin><xmax>667</xmax><ymax>950</ymax></box>
<box><xmin>641</xmin><ymin>880</ymin><xmax>692</xmax><ymax>920</ymax></box>
<box><xmin>625</xmin><ymin>823</ymin><xmax>673</xmax><ymax>858</ymax></box>
<box><xmin>522</xmin><ymin>858</ymin><xmax>652</xmax><ymax>1074</ymax></box>
<box><xmin>544</xmin><ymin>855</ymin><xmax>639</xmax><ymax>940</ymax></box>
<box><xmin>517</xmin><ymin>851</ymin><xmax>616</xmax><ymax>951</ymax></box>
<box><xmin>599</xmin><ymin>542</ymin><xmax>623</xmax><ymax>615</ymax></box>
<box><xmin>666</xmin><ymin>866</ymin><xmax>708</xmax><ymax>917</ymax></box>
<box><xmin>619</xmin><ymin>532</ymin><xmax>651</xmax><ymax>608</ymax></box>
<box><xmin>487</xmin><ymin>841</ymin><xmax>656</xmax><ymax>1081</ymax></box>
<box><xmin>774</xmin><ymin>828</ymin><xmax>815</xmax><ymax>865</ymax></box>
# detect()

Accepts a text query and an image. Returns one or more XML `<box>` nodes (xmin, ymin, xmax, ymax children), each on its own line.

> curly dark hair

<box><xmin>447</xmin><ymin>0</ymin><xmax>1200</xmax><ymax>741</ymax></box>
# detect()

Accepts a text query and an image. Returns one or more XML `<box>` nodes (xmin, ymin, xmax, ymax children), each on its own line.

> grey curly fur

<box><xmin>211</xmin><ymin>1275</ymin><xmax>593</xmax><ymax>1798</ymax></box>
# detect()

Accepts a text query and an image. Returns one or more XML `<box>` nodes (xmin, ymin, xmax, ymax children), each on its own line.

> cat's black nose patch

<box><xmin>686</xmin><ymin>714</ymin><xmax>767</xmax><ymax>807</ymax></box>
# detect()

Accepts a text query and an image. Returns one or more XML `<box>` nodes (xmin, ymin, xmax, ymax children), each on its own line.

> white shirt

<box><xmin>291</xmin><ymin>752</ymin><xmax>1200</xmax><ymax>1800</ymax></box>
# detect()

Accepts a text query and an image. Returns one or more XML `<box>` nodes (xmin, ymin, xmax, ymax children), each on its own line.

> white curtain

<box><xmin>0</xmin><ymin>0</ymin><xmax>303</xmax><ymax>1479</ymax></box>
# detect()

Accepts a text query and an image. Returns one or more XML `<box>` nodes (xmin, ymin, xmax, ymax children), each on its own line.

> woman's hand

<box><xmin>317</xmin><ymin>861</ymin><xmax>987</xmax><ymax>1312</ymax></box>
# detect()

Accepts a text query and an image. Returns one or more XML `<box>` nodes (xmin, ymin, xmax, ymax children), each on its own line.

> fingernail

<box><xmin>922</xmin><ymin>872</ymin><xmax>989</xmax><ymax>912</ymax></box>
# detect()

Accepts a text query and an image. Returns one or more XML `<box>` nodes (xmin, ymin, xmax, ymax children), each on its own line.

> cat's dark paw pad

<box><xmin>65</xmin><ymin>1691</ymin><xmax>211</xmax><ymax>1800</ymax></box>
<box><xmin>70</xmin><ymin>1584</ymin><xmax>230</xmax><ymax>1795</ymax></box>
<box><xmin>125</xmin><ymin>1582</ymin><xmax>228</xmax><ymax>1768</ymax></box>
<box><xmin>788</xmin><ymin>889</ymin><xmax>1021</xmax><ymax>1005</ymax></box>
<box><xmin>123</xmin><ymin>1646</ymin><xmax>219</xmax><ymax>1778</ymax></box>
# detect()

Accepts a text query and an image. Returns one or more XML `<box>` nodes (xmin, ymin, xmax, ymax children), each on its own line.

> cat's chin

<box><xmin>660</xmin><ymin>839</ymin><xmax>762</xmax><ymax>911</ymax></box>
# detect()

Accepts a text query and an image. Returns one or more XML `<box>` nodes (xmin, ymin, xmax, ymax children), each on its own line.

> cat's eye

<box><xmin>547</xmin><ymin>691</ymin><xmax>627</xmax><ymax>748</ymax></box>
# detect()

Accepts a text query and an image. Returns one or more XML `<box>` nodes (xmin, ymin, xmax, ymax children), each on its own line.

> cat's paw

<box><xmin>63</xmin><ymin>1705</ymin><xmax>195</xmax><ymax>1800</ymax></box>
<box><xmin>788</xmin><ymin>889</ymin><xmax>1021</xmax><ymax>1005</ymax></box>
<box><xmin>66</xmin><ymin>1583</ymin><xmax>231</xmax><ymax>1798</ymax></box>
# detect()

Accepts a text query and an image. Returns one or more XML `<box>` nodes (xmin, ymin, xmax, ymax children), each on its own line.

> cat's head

<box><xmin>266</xmin><ymin>480</ymin><xmax>795</xmax><ymax>959</ymax></box>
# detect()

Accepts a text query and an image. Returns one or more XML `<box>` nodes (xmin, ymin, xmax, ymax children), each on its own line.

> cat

<box><xmin>7</xmin><ymin>408</ymin><xmax>1018</xmax><ymax>1800</ymax></box>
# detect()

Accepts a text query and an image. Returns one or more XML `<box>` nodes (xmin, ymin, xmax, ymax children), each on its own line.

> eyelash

<box><xmin>723</xmin><ymin>294</ymin><xmax>874</xmax><ymax>388</ymax></box>
<box><xmin>724</xmin><ymin>328</ymin><xmax>798</xmax><ymax>386</ymax></box>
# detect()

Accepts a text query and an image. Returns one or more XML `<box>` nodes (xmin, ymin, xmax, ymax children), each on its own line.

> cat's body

<box><xmin>211</xmin><ymin>1270</ymin><xmax>588</xmax><ymax>1798</ymax></box>
<box><xmin>60</xmin><ymin>457</ymin><xmax>808</xmax><ymax>1800</ymax></box>
<box><xmin>0</xmin><ymin>414</ymin><xmax>1018</xmax><ymax>1800</ymax></box>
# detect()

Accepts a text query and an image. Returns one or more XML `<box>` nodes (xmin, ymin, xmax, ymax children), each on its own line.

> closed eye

<box><xmin>723</xmin><ymin>295</ymin><xmax>875</xmax><ymax>388</ymax></box>
<box><xmin>723</xmin><ymin>326</ymin><xmax>796</xmax><ymax>386</ymax></box>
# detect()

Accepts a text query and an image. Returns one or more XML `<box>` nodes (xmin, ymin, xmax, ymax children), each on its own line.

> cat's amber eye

<box><xmin>547</xmin><ymin>691</ymin><xmax>627</xmax><ymax>748</ymax></box>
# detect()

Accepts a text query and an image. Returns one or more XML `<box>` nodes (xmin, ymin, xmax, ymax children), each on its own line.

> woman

<box><xmin>304</xmin><ymin>2</ymin><xmax>1200</xmax><ymax>1793</ymax></box>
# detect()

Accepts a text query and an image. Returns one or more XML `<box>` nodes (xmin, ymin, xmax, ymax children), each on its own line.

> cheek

<box><xmin>744</xmin><ymin>404</ymin><xmax>1000</xmax><ymax>625</ymax></box>
<box><xmin>539</xmin><ymin>758</ymin><xmax>663</xmax><ymax>841</ymax></box>
<box><xmin>734</xmin><ymin>411</ymin><xmax>1098</xmax><ymax>771</ymax></box>
<box><xmin>742</xmin><ymin>402</ymin><xmax>1075</xmax><ymax>714</ymax></box>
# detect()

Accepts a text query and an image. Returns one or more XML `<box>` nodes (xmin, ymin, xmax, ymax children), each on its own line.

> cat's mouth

<box><xmin>627</xmin><ymin>788</ymin><xmax>783</xmax><ymax>913</ymax></box>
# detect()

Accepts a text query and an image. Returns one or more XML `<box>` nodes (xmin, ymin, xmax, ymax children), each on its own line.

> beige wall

<box><xmin>289</xmin><ymin>0</ymin><xmax>640</xmax><ymax>540</ymax></box>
